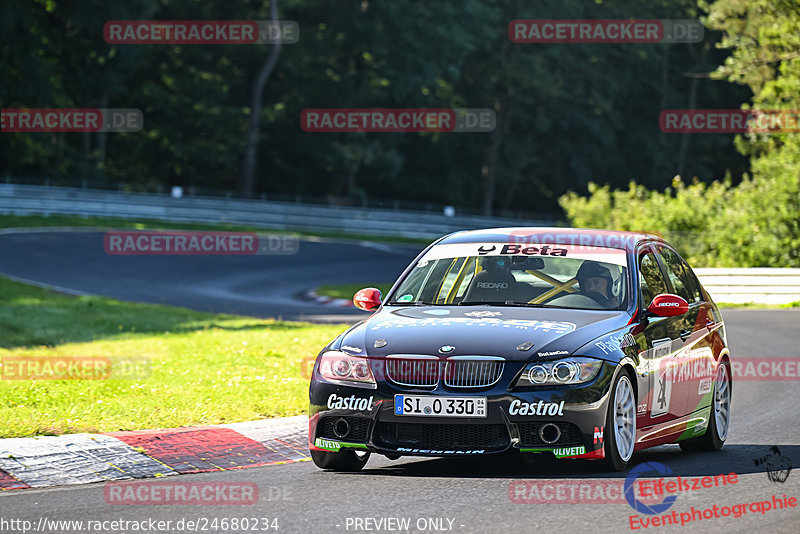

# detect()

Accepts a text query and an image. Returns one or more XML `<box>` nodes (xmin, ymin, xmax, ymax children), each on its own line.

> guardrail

<box><xmin>0</xmin><ymin>184</ymin><xmax>551</xmax><ymax>239</ymax></box>
<box><xmin>695</xmin><ymin>268</ymin><xmax>800</xmax><ymax>305</ymax></box>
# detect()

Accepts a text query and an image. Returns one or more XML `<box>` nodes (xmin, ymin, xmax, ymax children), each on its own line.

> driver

<box><xmin>575</xmin><ymin>261</ymin><xmax>618</xmax><ymax>308</ymax></box>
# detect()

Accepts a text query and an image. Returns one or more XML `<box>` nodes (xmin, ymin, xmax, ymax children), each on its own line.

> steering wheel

<box><xmin>584</xmin><ymin>291</ymin><xmax>611</xmax><ymax>308</ymax></box>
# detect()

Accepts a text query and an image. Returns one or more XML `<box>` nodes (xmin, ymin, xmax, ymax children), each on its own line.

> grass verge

<box><xmin>0</xmin><ymin>276</ymin><xmax>349</xmax><ymax>438</ymax></box>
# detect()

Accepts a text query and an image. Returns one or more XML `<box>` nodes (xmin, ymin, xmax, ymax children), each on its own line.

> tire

<box><xmin>310</xmin><ymin>449</ymin><xmax>370</xmax><ymax>472</ymax></box>
<box><xmin>680</xmin><ymin>361</ymin><xmax>731</xmax><ymax>452</ymax></box>
<box><xmin>603</xmin><ymin>370</ymin><xmax>637</xmax><ymax>471</ymax></box>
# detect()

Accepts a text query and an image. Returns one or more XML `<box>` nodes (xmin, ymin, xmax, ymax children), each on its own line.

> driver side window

<box><xmin>657</xmin><ymin>247</ymin><xmax>701</xmax><ymax>303</ymax></box>
<box><xmin>639</xmin><ymin>251</ymin><xmax>668</xmax><ymax>308</ymax></box>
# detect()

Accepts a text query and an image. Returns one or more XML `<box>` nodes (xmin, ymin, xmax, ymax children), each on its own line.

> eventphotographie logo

<box><xmin>625</xmin><ymin>462</ymin><xmax>678</xmax><ymax>515</ymax></box>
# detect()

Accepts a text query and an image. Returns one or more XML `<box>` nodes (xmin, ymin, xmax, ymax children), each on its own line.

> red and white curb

<box><xmin>302</xmin><ymin>289</ymin><xmax>354</xmax><ymax>308</ymax></box>
<box><xmin>0</xmin><ymin>416</ymin><xmax>308</xmax><ymax>491</ymax></box>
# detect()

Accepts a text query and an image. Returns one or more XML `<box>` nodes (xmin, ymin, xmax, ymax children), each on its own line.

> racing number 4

<box><xmin>657</xmin><ymin>375</ymin><xmax>668</xmax><ymax>408</ymax></box>
<box><xmin>650</xmin><ymin>339</ymin><xmax>673</xmax><ymax>417</ymax></box>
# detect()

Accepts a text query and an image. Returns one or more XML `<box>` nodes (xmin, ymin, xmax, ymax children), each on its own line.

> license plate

<box><xmin>394</xmin><ymin>395</ymin><xmax>486</xmax><ymax>418</ymax></box>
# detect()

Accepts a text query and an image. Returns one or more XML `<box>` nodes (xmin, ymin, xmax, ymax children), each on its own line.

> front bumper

<box><xmin>308</xmin><ymin>361</ymin><xmax>616</xmax><ymax>460</ymax></box>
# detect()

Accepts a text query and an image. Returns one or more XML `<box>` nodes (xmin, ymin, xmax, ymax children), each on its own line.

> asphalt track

<box><xmin>1</xmin><ymin>230</ymin><xmax>799</xmax><ymax>533</ymax></box>
<box><xmin>0</xmin><ymin>229</ymin><xmax>422</xmax><ymax>322</ymax></box>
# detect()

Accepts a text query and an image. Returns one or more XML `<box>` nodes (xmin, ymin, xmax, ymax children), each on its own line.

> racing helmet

<box><xmin>576</xmin><ymin>261</ymin><xmax>614</xmax><ymax>294</ymax></box>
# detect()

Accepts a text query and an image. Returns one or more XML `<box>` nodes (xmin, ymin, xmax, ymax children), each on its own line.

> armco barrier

<box><xmin>695</xmin><ymin>268</ymin><xmax>800</xmax><ymax>305</ymax></box>
<box><xmin>0</xmin><ymin>183</ymin><xmax>549</xmax><ymax>239</ymax></box>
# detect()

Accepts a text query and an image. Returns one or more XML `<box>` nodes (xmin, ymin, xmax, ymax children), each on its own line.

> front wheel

<box><xmin>310</xmin><ymin>449</ymin><xmax>370</xmax><ymax>472</ymax></box>
<box><xmin>603</xmin><ymin>370</ymin><xmax>636</xmax><ymax>471</ymax></box>
<box><xmin>680</xmin><ymin>361</ymin><xmax>731</xmax><ymax>452</ymax></box>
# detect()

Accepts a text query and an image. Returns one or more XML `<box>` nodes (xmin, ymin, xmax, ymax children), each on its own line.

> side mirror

<box><xmin>353</xmin><ymin>288</ymin><xmax>382</xmax><ymax>311</ymax></box>
<box><xmin>646</xmin><ymin>293</ymin><xmax>689</xmax><ymax>317</ymax></box>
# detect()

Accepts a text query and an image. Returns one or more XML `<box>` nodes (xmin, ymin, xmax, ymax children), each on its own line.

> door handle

<box><xmin>679</xmin><ymin>330</ymin><xmax>691</xmax><ymax>342</ymax></box>
<box><xmin>706</xmin><ymin>319</ymin><xmax>715</xmax><ymax>331</ymax></box>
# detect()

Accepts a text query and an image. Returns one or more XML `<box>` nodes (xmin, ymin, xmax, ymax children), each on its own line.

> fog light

<box><xmin>539</xmin><ymin>423</ymin><xmax>562</xmax><ymax>444</ymax></box>
<box><xmin>333</xmin><ymin>418</ymin><xmax>350</xmax><ymax>438</ymax></box>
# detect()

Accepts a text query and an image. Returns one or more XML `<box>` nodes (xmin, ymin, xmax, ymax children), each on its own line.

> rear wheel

<box><xmin>604</xmin><ymin>370</ymin><xmax>636</xmax><ymax>471</ymax></box>
<box><xmin>680</xmin><ymin>361</ymin><xmax>730</xmax><ymax>452</ymax></box>
<box><xmin>310</xmin><ymin>449</ymin><xmax>370</xmax><ymax>472</ymax></box>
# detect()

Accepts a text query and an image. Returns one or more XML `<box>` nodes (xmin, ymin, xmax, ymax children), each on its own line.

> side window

<box><xmin>658</xmin><ymin>247</ymin><xmax>700</xmax><ymax>303</ymax></box>
<box><xmin>639</xmin><ymin>251</ymin><xmax>669</xmax><ymax>307</ymax></box>
<box><xmin>683</xmin><ymin>261</ymin><xmax>705</xmax><ymax>303</ymax></box>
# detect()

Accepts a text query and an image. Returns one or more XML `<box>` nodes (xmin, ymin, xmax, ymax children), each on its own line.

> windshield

<box><xmin>389</xmin><ymin>243</ymin><xmax>629</xmax><ymax>310</ymax></box>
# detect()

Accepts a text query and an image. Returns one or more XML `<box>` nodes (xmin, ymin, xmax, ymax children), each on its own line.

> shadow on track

<box><xmin>330</xmin><ymin>444</ymin><xmax>799</xmax><ymax>480</ymax></box>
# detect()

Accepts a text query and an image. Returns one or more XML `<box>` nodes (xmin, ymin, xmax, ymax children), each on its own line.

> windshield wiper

<box><xmin>459</xmin><ymin>300</ymin><xmax>527</xmax><ymax>306</ymax></box>
<box><xmin>459</xmin><ymin>300</ymin><xmax>571</xmax><ymax>309</ymax></box>
<box><xmin>508</xmin><ymin>302</ymin><xmax>572</xmax><ymax>309</ymax></box>
<box><xmin>387</xmin><ymin>300</ymin><xmax>574</xmax><ymax>309</ymax></box>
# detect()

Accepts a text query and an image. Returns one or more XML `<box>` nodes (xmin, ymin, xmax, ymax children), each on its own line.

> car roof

<box><xmin>436</xmin><ymin>227</ymin><xmax>666</xmax><ymax>253</ymax></box>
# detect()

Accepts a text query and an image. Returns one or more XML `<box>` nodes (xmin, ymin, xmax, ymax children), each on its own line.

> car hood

<box><xmin>335</xmin><ymin>305</ymin><xmax>630</xmax><ymax>362</ymax></box>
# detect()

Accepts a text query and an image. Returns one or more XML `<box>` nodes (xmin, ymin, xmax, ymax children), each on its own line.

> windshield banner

<box><xmin>420</xmin><ymin>243</ymin><xmax>628</xmax><ymax>266</ymax></box>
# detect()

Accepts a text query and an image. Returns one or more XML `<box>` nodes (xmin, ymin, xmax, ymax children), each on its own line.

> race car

<box><xmin>307</xmin><ymin>228</ymin><xmax>732</xmax><ymax>471</ymax></box>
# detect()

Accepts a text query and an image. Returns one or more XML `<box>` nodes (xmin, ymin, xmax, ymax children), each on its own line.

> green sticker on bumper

<box><xmin>315</xmin><ymin>438</ymin><xmax>341</xmax><ymax>451</ymax></box>
<box><xmin>314</xmin><ymin>438</ymin><xmax>369</xmax><ymax>452</ymax></box>
<box><xmin>520</xmin><ymin>445</ymin><xmax>586</xmax><ymax>458</ymax></box>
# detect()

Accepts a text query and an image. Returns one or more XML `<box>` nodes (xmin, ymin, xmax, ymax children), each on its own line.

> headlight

<box><xmin>317</xmin><ymin>351</ymin><xmax>376</xmax><ymax>388</ymax></box>
<box><xmin>515</xmin><ymin>357</ymin><xmax>603</xmax><ymax>387</ymax></box>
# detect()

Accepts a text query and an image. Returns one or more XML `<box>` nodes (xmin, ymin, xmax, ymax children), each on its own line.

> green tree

<box><xmin>559</xmin><ymin>0</ymin><xmax>800</xmax><ymax>267</ymax></box>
